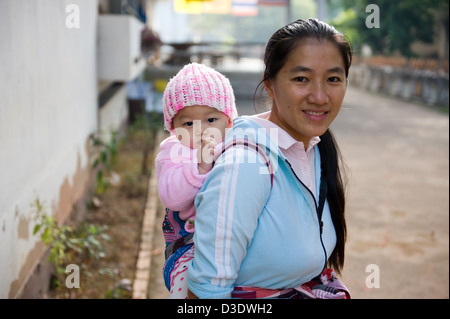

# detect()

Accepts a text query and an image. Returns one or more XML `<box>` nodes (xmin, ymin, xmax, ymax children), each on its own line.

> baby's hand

<box><xmin>197</xmin><ymin>129</ymin><xmax>218</xmax><ymax>174</ymax></box>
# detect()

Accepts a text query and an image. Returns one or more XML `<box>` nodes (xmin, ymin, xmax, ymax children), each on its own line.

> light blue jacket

<box><xmin>187</xmin><ymin>116</ymin><xmax>336</xmax><ymax>299</ymax></box>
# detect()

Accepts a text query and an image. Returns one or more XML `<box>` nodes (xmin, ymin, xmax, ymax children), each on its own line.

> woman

<box><xmin>187</xmin><ymin>18</ymin><xmax>352</xmax><ymax>299</ymax></box>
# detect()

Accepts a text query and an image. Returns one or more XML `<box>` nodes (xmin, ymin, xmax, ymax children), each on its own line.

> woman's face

<box><xmin>265</xmin><ymin>39</ymin><xmax>347</xmax><ymax>147</ymax></box>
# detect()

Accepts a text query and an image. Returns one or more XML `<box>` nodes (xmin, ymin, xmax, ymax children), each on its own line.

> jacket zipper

<box><xmin>285</xmin><ymin>159</ymin><xmax>328</xmax><ymax>271</ymax></box>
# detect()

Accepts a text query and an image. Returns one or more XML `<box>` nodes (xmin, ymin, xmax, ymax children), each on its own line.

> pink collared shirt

<box><xmin>251</xmin><ymin>112</ymin><xmax>320</xmax><ymax>197</ymax></box>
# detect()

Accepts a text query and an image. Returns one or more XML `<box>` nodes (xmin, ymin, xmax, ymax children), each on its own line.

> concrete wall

<box><xmin>350</xmin><ymin>64</ymin><xmax>449</xmax><ymax>107</ymax></box>
<box><xmin>99</xmin><ymin>84</ymin><xmax>129</xmax><ymax>142</ymax></box>
<box><xmin>0</xmin><ymin>0</ymin><xmax>98</xmax><ymax>298</ymax></box>
<box><xmin>97</xmin><ymin>14</ymin><xmax>146</xmax><ymax>82</ymax></box>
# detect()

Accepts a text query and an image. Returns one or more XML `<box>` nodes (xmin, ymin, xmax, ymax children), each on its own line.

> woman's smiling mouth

<box><xmin>303</xmin><ymin>110</ymin><xmax>328</xmax><ymax>120</ymax></box>
<box><xmin>304</xmin><ymin>110</ymin><xmax>327</xmax><ymax>116</ymax></box>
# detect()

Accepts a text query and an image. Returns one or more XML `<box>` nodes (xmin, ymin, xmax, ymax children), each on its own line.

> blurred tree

<box><xmin>328</xmin><ymin>0</ymin><xmax>449</xmax><ymax>57</ymax></box>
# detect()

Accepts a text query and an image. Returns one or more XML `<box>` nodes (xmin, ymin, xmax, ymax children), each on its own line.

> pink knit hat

<box><xmin>162</xmin><ymin>63</ymin><xmax>237</xmax><ymax>132</ymax></box>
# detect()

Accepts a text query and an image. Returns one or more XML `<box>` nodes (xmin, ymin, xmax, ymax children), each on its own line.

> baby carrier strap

<box><xmin>164</xmin><ymin>232</ymin><xmax>194</xmax><ymax>260</ymax></box>
<box><xmin>218</xmin><ymin>137</ymin><xmax>274</xmax><ymax>188</ymax></box>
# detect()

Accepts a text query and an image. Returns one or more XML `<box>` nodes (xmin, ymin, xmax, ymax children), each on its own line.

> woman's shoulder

<box><xmin>232</xmin><ymin>114</ymin><xmax>264</xmax><ymax>129</ymax></box>
<box><xmin>227</xmin><ymin>114</ymin><xmax>282</xmax><ymax>159</ymax></box>
<box><xmin>228</xmin><ymin>115</ymin><xmax>268</xmax><ymax>143</ymax></box>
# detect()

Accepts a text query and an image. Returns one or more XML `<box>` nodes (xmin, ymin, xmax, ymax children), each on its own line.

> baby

<box><xmin>155</xmin><ymin>63</ymin><xmax>237</xmax><ymax>298</ymax></box>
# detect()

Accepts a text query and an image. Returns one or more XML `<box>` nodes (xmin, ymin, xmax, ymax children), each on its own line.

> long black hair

<box><xmin>257</xmin><ymin>18</ymin><xmax>352</xmax><ymax>274</ymax></box>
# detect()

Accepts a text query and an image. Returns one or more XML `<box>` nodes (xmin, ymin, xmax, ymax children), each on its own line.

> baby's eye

<box><xmin>183</xmin><ymin>121</ymin><xmax>194</xmax><ymax>127</ymax></box>
<box><xmin>207</xmin><ymin>118</ymin><xmax>217</xmax><ymax>123</ymax></box>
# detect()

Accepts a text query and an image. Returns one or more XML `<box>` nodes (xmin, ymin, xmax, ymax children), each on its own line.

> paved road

<box><xmin>334</xmin><ymin>87</ymin><xmax>449</xmax><ymax>299</ymax></box>
<box><xmin>148</xmin><ymin>85</ymin><xmax>449</xmax><ymax>299</ymax></box>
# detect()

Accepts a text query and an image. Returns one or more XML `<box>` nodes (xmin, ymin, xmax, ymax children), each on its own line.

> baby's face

<box><xmin>172</xmin><ymin>105</ymin><xmax>231</xmax><ymax>149</ymax></box>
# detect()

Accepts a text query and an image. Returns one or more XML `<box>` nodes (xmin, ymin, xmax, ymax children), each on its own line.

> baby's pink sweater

<box><xmin>156</xmin><ymin>135</ymin><xmax>221</xmax><ymax>228</ymax></box>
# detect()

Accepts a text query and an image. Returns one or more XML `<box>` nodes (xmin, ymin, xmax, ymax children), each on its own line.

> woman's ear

<box><xmin>263</xmin><ymin>79</ymin><xmax>274</xmax><ymax>99</ymax></box>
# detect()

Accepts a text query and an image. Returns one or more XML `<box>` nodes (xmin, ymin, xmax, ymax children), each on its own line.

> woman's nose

<box><xmin>307</xmin><ymin>81</ymin><xmax>329</xmax><ymax>105</ymax></box>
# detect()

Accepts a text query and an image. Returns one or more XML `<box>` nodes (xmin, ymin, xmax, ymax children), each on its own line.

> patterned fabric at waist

<box><xmin>231</xmin><ymin>269</ymin><xmax>351</xmax><ymax>299</ymax></box>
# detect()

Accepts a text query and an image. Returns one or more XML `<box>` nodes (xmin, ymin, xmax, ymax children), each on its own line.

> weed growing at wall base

<box><xmin>32</xmin><ymin>198</ymin><xmax>111</xmax><ymax>289</ymax></box>
<box><xmin>90</xmin><ymin>131</ymin><xmax>118</xmax><ymax>195</ymax></box>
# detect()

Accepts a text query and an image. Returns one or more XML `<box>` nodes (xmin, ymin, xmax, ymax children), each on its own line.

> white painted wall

<box><xmin>99</xmin><ymin>85</ymin><xmax>128</xmax><ymax>142</ymax></box>
<box><xmin>98</xmin><ymin>14</ymin><xmax>146</xmax><ymax>82</ymax></box>
<box><xmin>0</xmin><ymin>0</ymin><xmax>98</xmax><ymax>298</ymax></box>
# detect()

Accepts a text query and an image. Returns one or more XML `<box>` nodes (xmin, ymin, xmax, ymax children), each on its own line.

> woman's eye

<box><xmin>328</xmin><ymin>76</ymin><xmax>342</xmax><ymax>83</ymax></box>
<box><xmin>294</xmin><ymin>76</ymin><xmax>307</xmax><ymax>82</ymax></box>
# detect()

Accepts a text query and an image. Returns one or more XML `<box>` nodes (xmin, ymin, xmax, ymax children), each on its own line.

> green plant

<box><xmin>90</xmin><ymin>131</ymin><xmax>118</xmax><ymax>195</ymax></box>
<box><xmin>105</xmin><ymin>278</ymin><xmax>132</xmax><ymax>299</ymax></box>
<box><xmin>32</xmin><ymin>198</ymin><xmax>111</xmax><ymax>287</ymax></box>
<box><xmin>128</xmin><ymin>111</ymin><xmax>163</xmax><ymax>175</ymax></box>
